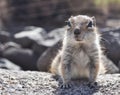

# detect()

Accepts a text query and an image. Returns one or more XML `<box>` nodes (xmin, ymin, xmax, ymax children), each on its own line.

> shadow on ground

<box><xmin>52</xmin><ymin>76</ymin><xmax>100</xmax><ymax>95</ymax></box>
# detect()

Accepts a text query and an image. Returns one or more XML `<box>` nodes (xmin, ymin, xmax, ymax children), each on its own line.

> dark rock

<box><xmin>13</xmin><ymin>26</ymin><xmax>47</xmax><ymax>48</ymax></box>
<box><xmin>101</xmin><ymin>27</ymin><xmax>120</xmax><ymax>67</ymax></box>
<box><xmin>2</xmin><ymin>47</ymin><xmax>38</xmax><ymax>70</ymax></box>
<box><xmin>37</xmin><ymin>41</ymin><xmax>62</xmax><ymax>71</ymax></box>
<box><xmin>0</xmin><ymin>42</ymin><xmax>21</xmax><ymax>57</ymax></box>
<box><xmin>0</xmin><ymin>58</ymin><xmax>21</xmax><ymax>70</ymax></box>
<box><xmin>102</xmin><ymin>55</ymin><xmax>119</xmax><ymax>73</ymax></box>
<box><xmin>31</xmin><ymin>43</ymin><xmax>47</xmax><ymax>57</ymax></box>
<box><xmin>0</xmin><ymin>43</ymin><xmax>4</xmax><ymax>57</ymax></box>
<box><xmin>0</xmin><ymin>31</ymin><xmax>11</xmax><ymax>43</ymax></box>
<box><xmin>119</xmin><ymin>61</ymin><xmax>120</xmax><ymax>72</ymax></box>
<box><xmin>4</xmin><ymin>42</ymin><xmax>21</xmax><ymax>49</ymax></box>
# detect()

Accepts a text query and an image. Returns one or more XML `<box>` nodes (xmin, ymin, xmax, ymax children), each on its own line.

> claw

<box><xmin>87</xmin><ymin>82</ymin><xmax>97</xmax><ymax>88</ymax></box>
<box><xmin>60</xmin><ymin>83</ymin><xmax>72</xmax><ymax>89</ymax></box>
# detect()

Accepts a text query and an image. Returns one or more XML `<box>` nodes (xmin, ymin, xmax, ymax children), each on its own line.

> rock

<box><xmin>102</xmin><ymin>55</ymin><xmax>119</xmax><ymax>73</ymax></box>
<box><xmin>0</xmin><ymin>69</ymin><xmax>120</xmax><ymax>95</ymax></box>
<box><xmin>0</xmin><ymin>42</ymin><xmax>21</xmax><ymax>57</ymax></box>
<box><xmin>31</xmin><ymin>43</ymin><xmax>47</xmax><ymax>57</ymax></box>
<box><xmin>0</xmin><ymin>27</ymin><xmax>65</xmax><ymax>70</ymax></box>
<box><xmin>0</xmin><ymin>31</ymin><xmax>11</xmax><ymax>43</ymax></box>
<box><xmin>13</xmin><ymin>26</ymin><xmax>49</xmax><ymax>57</ymax></box>
<box><xmin>2</xmin><ymin>47</ymin><xmax>38</xmax><ymax>70</ymax></box>
<box><xmin>119</xmin><ymin>61</ymin><xmax>120</xmax><ymax>72</ymax></box>
<box><xmin>46</xmin><ymin>27</ymin><xmax>65</xmax><ymax>46</ymax></box>
<box><xmin>13</xmin><ymin>26</ymin><xmax>65</xmax><ymax>57</ymax></box>
<box><xmin>14</xmin><ymin>26</ymin><xmax>47</xmax><ymax>48</ymax></box>
<box><xmin>0</xmin><ymin>58</ymin><xmax>21</xmax><ymax>70</ymax></box>
<box><xmin>101</xmin><ymin>27</ymin><xmax>120</xmax><ymax>67</ymax></box>
<box><xmin>4</xmin><ymin>42</ymin><xmax>21</xmax><ymax>49</ymax></box>
<box><xmin>0</xmin><ymin>43</ymin><xmax>4</xmax><ymax>57</ymax></box>
<box><xmin>32</xmin><ymin>27</ymin><xmax>65</xmax><ymax>56</ymax></box>
<box><xmin>37</xmin><ymin>41</ymin><xmax>62</xmax><ymax>71</ymax></box>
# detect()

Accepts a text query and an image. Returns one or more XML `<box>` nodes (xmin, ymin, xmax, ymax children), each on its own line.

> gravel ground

<box><xmin>0</xmin><ymin>69</ymin><xmax>120</xmax><ymax>95</ymax></box>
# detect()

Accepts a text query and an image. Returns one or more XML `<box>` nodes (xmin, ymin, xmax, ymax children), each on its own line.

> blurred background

<box><xmin>0</xmin><ymin>0</ymin><xmax>120</xmax><ymax>72</ymax></box>
<box><xmin>0</xmin><ymin>0</ymin><xmax>120</xmax><ymax>31</ymax></box>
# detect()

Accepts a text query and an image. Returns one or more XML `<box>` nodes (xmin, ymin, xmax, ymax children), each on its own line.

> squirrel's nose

<box><xmin>74</xmin><ymin>29</ymin><xmax>81</xmax><ymax>35</ymax></box>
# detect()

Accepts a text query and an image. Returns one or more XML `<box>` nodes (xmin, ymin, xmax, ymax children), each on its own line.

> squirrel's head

<box><xmin>65</xmin><ymin>15</ymin><xmax>97</xmax><ymax>44</ymax></box>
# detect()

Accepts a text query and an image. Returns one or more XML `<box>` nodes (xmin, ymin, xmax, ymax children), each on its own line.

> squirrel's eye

<box><xmin>66</xmin><ymin>21</ymin><xmax>71</xmax><ymax>27</ymax></box>
<box><xmin>87</xmin><ymin>21</ymin><xmax>92</xmax><ymax>27</ymax></box>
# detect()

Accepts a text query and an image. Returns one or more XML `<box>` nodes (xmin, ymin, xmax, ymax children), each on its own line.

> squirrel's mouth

<box><xmin>75</xmin><ymin>38</ymin><xmax>82</xmax><ymax>41</ymax></box>
<box><xmin>74</xmin><ymin>35</ymin><xmax>83</xmax><ymax>41</ymax></box>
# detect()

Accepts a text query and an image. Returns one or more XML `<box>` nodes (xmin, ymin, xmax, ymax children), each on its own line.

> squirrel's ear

<box><xmin>91</xmin><ymin>16</ymin><xmax>96</xmax><ymax>26</ymax></box>
<box><xmin>69</xmin><ymin>16</ymin><xmax>74</xmax><ymax>24</ymax></box>
<box><xmin>70</xmin><ymin>16</ymin><xmax>73</xmax><ymax>18</ymax></box>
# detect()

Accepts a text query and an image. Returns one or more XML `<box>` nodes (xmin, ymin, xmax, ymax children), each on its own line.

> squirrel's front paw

<box><xmin>60</xmin><ymin>83</ymin><xmax>72</xmax><ymax>89</ymax></box>
<box><xmin>87</xmin><ymin>82</ymin><xmax>98</xmax><ymax>88</ymax></box>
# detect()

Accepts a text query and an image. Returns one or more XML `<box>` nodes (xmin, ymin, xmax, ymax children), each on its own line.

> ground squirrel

<box><xmin>50</xmin><ymin>15</ymin><xmax>106</xmax><ymax>88</ymax></box>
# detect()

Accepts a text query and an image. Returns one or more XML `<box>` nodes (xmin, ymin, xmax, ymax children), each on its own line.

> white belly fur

<box><xmin>71</xmin><ymin>50</ymin><xmax>90</xmax><ymax>79</ymax></box>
